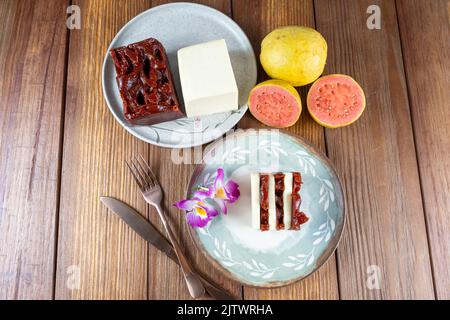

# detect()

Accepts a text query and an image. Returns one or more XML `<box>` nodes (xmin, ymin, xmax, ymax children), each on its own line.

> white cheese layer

<box><xmin>177</xmin><ymin>39</ymin><xmax>238</xmax><ymax>117</ymax></box>
<box><xmin>283</xmin><ymin>173</ymin><xmax>293</xmax><ymax>230</ymax></box>
<box><xmin>250</xmin><ymin>173</ymin><xmax>260</xmax><ymax>229</ymax></box>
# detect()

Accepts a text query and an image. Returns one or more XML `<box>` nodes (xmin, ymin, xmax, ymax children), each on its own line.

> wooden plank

<box><xmin>147</xmin><ymin>0</ymin><xmax>243</xmax><ymax>300</ymax></box>
<box><xmin>314</xmin><ymin>0</ymin><xmax>435</xmax><ymax>299</ymax></box>
<box><xmin>0</xmin><ymin>0</ymin><xmax>68</xmax><ymax>299</ymax></box>
<box><xmin>232</xmin><ymin>0</ymin><xmax>340</xmax><ymax>300</ymax></box>
<box><xmin>396</xmin><ymin>0</ymin><xmax>450</xmax><ymax>299</ymax></box>
<box><xmin>54</xmin><ymin>0</ymin><xmax>152</xmax><ymax>299</ymax></box>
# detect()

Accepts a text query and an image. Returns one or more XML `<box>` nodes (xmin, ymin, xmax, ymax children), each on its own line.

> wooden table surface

<box><xmin>0</xmin><ymin>0</ymin><xmax>449</xmax><ymax>300</ymax></box>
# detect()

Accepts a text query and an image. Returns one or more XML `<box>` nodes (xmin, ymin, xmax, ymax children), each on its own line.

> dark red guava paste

<box><xmin>110</xmin><ymin>38</ymin><xmax>183</xmax><ymax>125</ymax></box>
<box><xmin>274</xmin><ymin>173</ymin><xmax>285</xmax><ymax>230</ymax></box>
<box><xmin>259</xmin><ymin>174</ymin><xmax>270</xmax><ymax>231</ymax></box>
<box><xmin>291</xmin><ymin>172</ymin><xmax>309</xmax><ymax>230</ymax></box>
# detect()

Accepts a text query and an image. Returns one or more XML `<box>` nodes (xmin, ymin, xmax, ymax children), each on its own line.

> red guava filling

<box><xmin>273</xmin><ymin>173</ymin><xmax>285</xmax><ymax>230</ymax></box>
<box><xmin>259</xmin><ymin>174</ymin><xmax>270</xmax><ymax>231</ymax></box>
<box><xmin>308</xmin><ymin>76</ymin><xmax>364</xmax><ymax>126</ymax></box>
<box><xmin>291</xmin><ymin>172</ymin><xmax>309</xmax><ymax>230</ymax></box>
<box><xmin>249</xmin><ymin>85</ymin><xmax>300</xmax><ymax>127</ymax></box>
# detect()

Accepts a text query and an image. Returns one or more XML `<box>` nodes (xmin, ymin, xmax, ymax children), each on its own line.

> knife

<box><xmin>100</xmin><ymin>196</ymin><xmax>234</xmax><ymax>300</ymax></box>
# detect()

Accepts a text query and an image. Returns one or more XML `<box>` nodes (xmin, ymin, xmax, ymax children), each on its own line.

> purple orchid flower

<box><xmin>174</xmin><ymin>197</ymin><xmax>218</xmax><ymax>228</ymax></box>
<box><xmin>209</xmin><ymin>168</ymin><xmax>240</xmax><ymax>214</ymax></box>
<box><xmin>174</xmin><ymin>168</ymin><xmax>240</xmax><ymax>228</ymax></box>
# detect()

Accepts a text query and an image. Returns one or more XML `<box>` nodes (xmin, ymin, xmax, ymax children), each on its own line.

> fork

<box><xmin>126</xmin><ymin>155</ymin><xmax>206</xmax><ymax>299</ymax></box>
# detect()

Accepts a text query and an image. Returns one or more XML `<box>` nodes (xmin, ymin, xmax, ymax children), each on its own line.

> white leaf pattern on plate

<box><xmin>282</xmin><ymin>249</ymin><xmax>315</xmax><ymax>270</ymax></box>
<box><xmin>212</xmin><ymin>238</ymin><xmax>240</xmax><ymax>267</ymax></box>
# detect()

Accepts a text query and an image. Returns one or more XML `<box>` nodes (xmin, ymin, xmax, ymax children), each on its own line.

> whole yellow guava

<box><xmin>260</xmin><ymin>26</ymin><xmax>328</xmax><ymax>87</ymax></box>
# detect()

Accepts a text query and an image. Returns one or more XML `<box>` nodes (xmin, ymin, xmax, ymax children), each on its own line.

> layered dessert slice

<box><xmin>251</xmin><ymin>172</ymin><xmax>309</xmax><ymax>231</ymax></box>
<box><xmin>110</xmin><ymin>38</ymin><xmax>184</xmax><ymax>125</ymax></box>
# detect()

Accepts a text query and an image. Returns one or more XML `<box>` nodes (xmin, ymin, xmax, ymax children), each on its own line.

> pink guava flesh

<box><xmin>308</xmin><ymin>75</ymin><xmax>365</xmax><ymax>127</ymax></box>
<box><xmin>249</xmin><ymin>85</ymin><xmax>300</xmax><ymax>128</ymax></box>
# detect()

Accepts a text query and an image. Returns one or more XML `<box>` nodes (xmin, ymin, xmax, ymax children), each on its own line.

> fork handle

<box><xmin>154</xmin><ymin>204</ymin><xmax>206</xmax><ymax>299</ymax></box>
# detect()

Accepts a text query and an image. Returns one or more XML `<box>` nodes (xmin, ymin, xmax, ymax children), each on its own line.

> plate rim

<box><xmin>101</xmin><ymin>2</ymin><xmax>257</xmax><ymax>148</ymax></box>
<box><xmin>186</xmin><ymin>129</ymin><xmax>346</xmax><ymax>288</ymax></box>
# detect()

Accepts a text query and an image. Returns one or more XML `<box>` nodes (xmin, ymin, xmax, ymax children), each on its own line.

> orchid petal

<box><xmin>215</xmin><ymin>198</ymin><xmax>228</xmax><ymax>215</ymax></box>
<box><xmin>199</xmin><ymin>201</ymin><xmax>219</xmax><ymax>217</ymax></box>
<box><xmin>224</xmin><ymin>180</ymin><xmax>240</xmax><ymax>203</ymax></box>
<box><xmin>173</xmin><ymin>198</ymin><xmax>199</xmax><ymax>211</ymax></box>
<box><xmin>214</xmin><ymin>168</ymin><xmax>224</xmax><ymax>191</ymax></box>
<box><xmin>186</xmin><ymin>211</ymin><xmax>210</xmax><ymax>228</ymax></box>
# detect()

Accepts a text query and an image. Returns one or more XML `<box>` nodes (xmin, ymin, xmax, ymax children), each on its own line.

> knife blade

<box><xmin>100</xmin><ymin>196</ymin><xmax>234</xmax><ymax>300</ymax></box>
<box><xmin>100</xmin><ymin>196</ymin><xmax>178</xmax><ymax>262</ymax></box>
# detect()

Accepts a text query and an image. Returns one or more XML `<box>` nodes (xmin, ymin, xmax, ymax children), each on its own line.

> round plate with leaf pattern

<box><xmin>187</xmin><ymin>130</ymin><xmax>345</xmax><ymax>287</ymax></box>
<box><xmin>102</xmin><ymin>3</ymin><xmax>257</xmax><ymax>148</ymax></box>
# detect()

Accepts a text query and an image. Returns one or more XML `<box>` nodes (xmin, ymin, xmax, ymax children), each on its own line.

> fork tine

<box><xmin>138</xmin><ymin>154</ymin><xmax>159</xmax><ymax>185</ymax></box>
<box><xmin>134</xmin><ymin>155</ymin><xmax>155</xmax><ymax>188</ymax></box>
<box><xmin>125</xmin><ymin>160</ymin><xmax>143</xmax><ymax>190</ymax></box>
<box><xmin>130</xmin><ymin>158</ymin><xmax>148</xmax><ymax>190</ymax></box>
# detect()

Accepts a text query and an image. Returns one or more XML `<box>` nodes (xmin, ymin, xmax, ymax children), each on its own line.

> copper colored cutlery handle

<box><xmin>154</xmin><ymin>204</ymin><xmax>206</xmax><ymax>299</ymax></box>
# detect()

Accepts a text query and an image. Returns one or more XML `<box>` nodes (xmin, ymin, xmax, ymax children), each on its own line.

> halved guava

<box><xmin>248</xmin><ymin>79</ymin><xmax>302</xmax><ymax>128</ymax></box>
<box><xmin>307</xmin><ymin>74</ymin><xmax>365</xmax><ymax>128</ymax></box>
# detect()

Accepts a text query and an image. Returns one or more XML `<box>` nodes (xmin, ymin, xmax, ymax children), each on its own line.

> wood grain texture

<box><xmin>0</xmin><ymin>0</ymin><xmax>68</xmax><ymax>299</ymax></box>
<box><xmin>396</xmin><ymin>0</ymin><xmax>450</xmax><ymax>299</ymax></box>
<box><xmin>233</xmin><ymin>0</ymin><xmax>340</xmax><ymax>300</ymax></box>
<box><xmin>147</xmin><ymin>0</ymin><xmax>243</xmax><ymax>300</ymax></box>
<box><xmin>314</xmin><ymin>0</ymin><xmax>435</xmax><ymax>299</ymax></box>
<box><xmin>55</xmin><ymin>0</ymin><xmax>152</xmax><ymax>299</ymax></box>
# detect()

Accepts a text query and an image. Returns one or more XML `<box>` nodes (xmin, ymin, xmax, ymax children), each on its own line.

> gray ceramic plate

<box><xmin>187</xmin><ymin>130</ymin><xmax>345</xmax><ymax>287</ymax></box>
<box><xmin>102</xmin><ymin>3</ymin><xmax>257</xmax><ymax>148</ymax></box>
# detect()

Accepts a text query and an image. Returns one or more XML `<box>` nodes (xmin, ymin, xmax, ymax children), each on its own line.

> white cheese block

<box><xmin>177</xmin><ymin>39</ymin><xmax>239</xmax><ymax>117</ymax></box>
<box><xmin>283</xmin><ymin>173</ymin><xmax>293</xmax><ymax>230</ymax></box>
<box><xmin>250</xmin><ymin>173</ymin><xmax>260</xmax><ymax>229</ymax></box>
<box><xmin>268</xmin><ymin>175</ymin><xmax>276</xmax><ymax>231</ymax></box>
